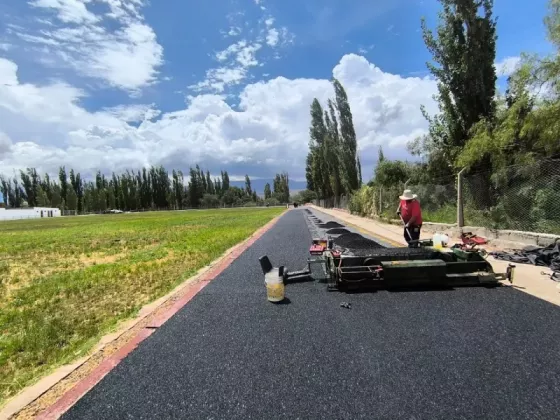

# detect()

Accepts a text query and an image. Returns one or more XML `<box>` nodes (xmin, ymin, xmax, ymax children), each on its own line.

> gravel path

<box><xmin>63</xmin><ymin>209</ymin><xmax>560</xmax><ymax>420</ymax></box>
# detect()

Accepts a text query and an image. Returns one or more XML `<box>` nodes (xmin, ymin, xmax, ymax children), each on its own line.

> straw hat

<box><xmin>399</xmin><ymin>189</ymin><xmax>417</xmax><ymax>201</ymax></box>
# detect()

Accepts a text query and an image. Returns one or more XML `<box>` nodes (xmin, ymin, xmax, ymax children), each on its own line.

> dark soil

<box><xmin>334</xmin><ymin>233</ymin><xmax>384</xmax><ymax>249</ymax></box>
<box><xmin>314</xmin><ymin>219</ymin><xmax>323</xmax><ymax>223</ymax></box>
<box><xmin>318</xmin><ymin>221</ymin><xmax>344</xmax><ymax>229</ymax></box>
<box><xmin>326</xmin><ymin>228</ymin><xmax>350</xmax><ymax>235</ymax></box>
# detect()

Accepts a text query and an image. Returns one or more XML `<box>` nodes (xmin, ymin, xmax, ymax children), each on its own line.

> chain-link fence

<box><xmin>398</xmin><ymin>181</ymin><xmax>457</xmax><ymax>223</ymax></box>
<box><xmin>367</xmin><ymin>179</ymin><xmax>456</xmax><ymax>222</ymax></box>
<box><xmin>311</xmin><ymin>158</ymin><xmax>560</xmax><ymax>235</ymax></box>
<box><xmin>463</xmin><ymin>159</ymin><xmax>560</xmax><ymax>234</ymax></box>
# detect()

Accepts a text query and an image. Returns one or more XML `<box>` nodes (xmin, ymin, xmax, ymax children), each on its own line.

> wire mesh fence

<box><xmin>311</xmin><ymin>158</ymin><xmax>560</xmax><ymax>235</ymax></box>
<box><xmin>398</xmin><ymin>181</ymin><xmax>457</xmax><ymax>223</ymax></box>
<box><xmin>369</xmin><ymin>179</ymin><xmax>457</xmax><ymax>222</ymax></box>
<box><xmin>463</xmin><ymin>159</ymin><xmax>560</xmax><ymax>234</ymax></box>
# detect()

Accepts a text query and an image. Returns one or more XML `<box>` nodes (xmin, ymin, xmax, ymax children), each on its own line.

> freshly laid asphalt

<box><xmin>63</xmin><ymin>209</ymin><xmax>560</xmax><ymax>420</ymax></box>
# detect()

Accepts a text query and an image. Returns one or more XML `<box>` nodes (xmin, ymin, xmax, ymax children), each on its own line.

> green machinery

<box><xmin>259</xmin><ymin>238</ymin><xmax>515</xmax><ymax>292</ymax></box>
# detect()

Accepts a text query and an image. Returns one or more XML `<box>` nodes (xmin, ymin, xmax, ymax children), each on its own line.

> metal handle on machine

<box><xmin>399</xmin><ymin>212</ymin><xmax>416</xmax><ymax>247</ymax></box>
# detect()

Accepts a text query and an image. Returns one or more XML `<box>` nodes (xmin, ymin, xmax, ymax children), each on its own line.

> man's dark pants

<box><xmin>404</xmin><ymin>225</ymin><xmax>422</xmax><ymax>248</ymax></box>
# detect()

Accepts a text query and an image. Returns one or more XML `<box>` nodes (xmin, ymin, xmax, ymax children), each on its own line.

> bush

<box><xmin>348</xmin><ymin>186</ymin><xmax>376</xmax><ymax>217</ymax></box>
<box><xmin>200</xmin><ymin>194</ymin><xmax>220</xmax><ymax>208</ymax></box>
<box><xmin>291</xmin><ymin>189</ymin><xmax>317</xmax><ymax>204</ymax></box>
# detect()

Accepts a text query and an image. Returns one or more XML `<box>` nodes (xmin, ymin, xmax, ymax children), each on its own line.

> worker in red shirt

<box><xmin>396</xmin><ymin>189</ymin><xmax>423</xmax><ymax>247</ymax></box>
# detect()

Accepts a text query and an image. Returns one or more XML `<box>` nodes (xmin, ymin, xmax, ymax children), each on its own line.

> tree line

<box><xmin>0</xmin><ymin>166</ymin><xmax>290</xmax><ymax>213</ymax></box>
<box><xmin>373</xmin><ymin>0</ymin><xmax>560</xmax><ymax>188</ymax></box>
<box><xmin>323</xmin><ymin>0</ymin><xmax>560</xmax><ymax>233</ymax></box>
<box><xmin>305</xmin><ymin>78</ymin><xmax>362</xmax><ymax>200</ymax></box>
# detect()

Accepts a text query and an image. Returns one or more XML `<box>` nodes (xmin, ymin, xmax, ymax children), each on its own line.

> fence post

<box><xmin>457</xmin><ymin>168</ymin><xmax>466</xmax><ymax>229</ymax></box>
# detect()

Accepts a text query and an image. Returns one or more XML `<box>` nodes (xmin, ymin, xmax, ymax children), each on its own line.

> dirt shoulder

<box><xmin>309</xmin><ymin>205</ymin><xmax>560</xmax><ymax>307</ymax></box>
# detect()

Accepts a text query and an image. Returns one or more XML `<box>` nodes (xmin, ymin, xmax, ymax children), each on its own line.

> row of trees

<box><xmin>349</xmin><ymin>0</ymin><xmax>560</xmax><ymax>233</ymax></box>
<box><xmin>305</xmin><ymin>79</ymin><xmax>362</xmax><ymax>199</ymax></box>
<box><xmin>372</xmin><ymin>0</ymin><xmax>560</xmax><ymax>188</ymax></box>
<box><xmin>0</xmin><ymin>166</ymin><xmax>291</xmax><ymax>213</ymax></box>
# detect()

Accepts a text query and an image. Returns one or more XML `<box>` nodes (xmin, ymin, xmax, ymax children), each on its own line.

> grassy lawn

<box><xmin>0</xmin><ymin>208</ymin><xmax>283</xmax><ymax>405</ymax></box>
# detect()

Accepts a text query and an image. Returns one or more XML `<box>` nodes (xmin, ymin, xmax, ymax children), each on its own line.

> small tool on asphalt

<box><xmin>259</xmin><ymin>256</ymin><xmax>313</xmax><ymax>285</ymax></box>
<box><xmin>541</xmin><ymin>271</ymin><xmax>560</xmax><ymax>282</ymax></box>
<box><xmin>340</xmin><ymin>302</ymin><xmax>352</xmax><ymax>309</ymax></box>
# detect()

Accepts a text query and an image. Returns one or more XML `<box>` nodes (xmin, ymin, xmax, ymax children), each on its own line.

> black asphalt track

<box><xmin>63</xmin><ymin>209</ymin><xmax>560</xmax><ymax>420</ymax></box>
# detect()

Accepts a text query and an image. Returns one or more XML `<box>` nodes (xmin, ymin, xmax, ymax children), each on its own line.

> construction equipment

<box><xmin>259</xmin><ymin>237</ymin><xmax>514</xmax><ymax>292</ymax></box>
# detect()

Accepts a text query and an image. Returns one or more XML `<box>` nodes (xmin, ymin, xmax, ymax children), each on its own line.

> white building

<box><xmin>0</xmin><ymin>207</ymin><xmax>61</xmax><ymax>221</ymax></box>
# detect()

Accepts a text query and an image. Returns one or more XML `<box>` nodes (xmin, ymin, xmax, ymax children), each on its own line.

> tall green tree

<box><xmin>13</xmin><ymin>178</ymin><xmax>23</xmax><ymax>208</ymax></box>
<box><xmin>221</xmin><ymin>171</ymin><xmax>230</xmax><ymax>191</ymax></box>
<box><xmin>41</xmin><ymin>173</ymin><xmax>52</xmax><ymax>203</ymax></box>
<box><xmin>273</xmin><ymin>172</ymin><xmax>290</xmax><ymax>203</ymax></box>
<box><xmin>58</xmin><ymin>166</ymin><xmax>68</xmax><ymax>206</ymax></box>
<box><xmin>214</xmin><ymin>178</ymin><xmax>222</xmax><ymax>197</ymax></box>
<box><xmin>69</xmin><ymin>169</ymin><xmax>84</xmax><ymax>213</ymax></box>
<box><xmin>206</xmin><ymin>171</ymin><xmax>214</xmax><ymax>195</ymax></box>
<box><xmin>36</xmin><ymin>186</ymin><xmax>50</xmax><ymax>207</ymax></box>
<box><xmin>66</xmin><ymin>188</ymin><xmax>78</xmax><ymax>211</ymax></box>
<box><xmin>264</xmin><ymin>183</ymin><xmax>272</xmax><ymax>199</ymax></box>
<box><xmin>172</xmin><ymin>170</ymin><xmax>182</xmax><ymax>209</ymax></box>
<box><xmin>308</xmin><ymin>98</ymin><xmax>330</xmax><ymax>198</ymax></box>
<box><xmin>244</xmin><ymin>175</ymin><xmax>252</xmax><ymax>196</ymax></box>
<box><xmin>20</xmin><ymin>170</ymin><xmax>35</xmax><ymax>207</ymax></box>
<box><xmin>188</xmin><ymin>167</ymin><xmax>201</xmax><ymax>208</ymax></box>
<box><xmin>332</xmin><ymin>78</ymin><xmax>360</xmax><ymax>192</ymax></box>
<box><xmin>324</xmin><ymin>101</ymin><xmax>344</xmax><ymax>197</ymax></box>
<box><xmin>0</xmin><ymin>176</ymin><xmax>9</xmax><ymax>207</ymax></box>
<box><xmin>305</xmin><ymin>153</ymin><xmax>314</xmax><ymax>191</ymax></box>
<box><xmin>413</xmin><ymin>0</ymin><xmax>497</xmax><ymax>177</ymax></box>
<box><xmin>51</xmin><ymin>184</ymin><xmax>62</xmax><ymax>209</ymax></box>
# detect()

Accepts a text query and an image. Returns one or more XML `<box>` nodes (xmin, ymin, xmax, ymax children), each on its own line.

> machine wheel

<box><xmin>363</xmin><ymin>257</ymin><xmax>378</xmax><ymax>266</ymax></box>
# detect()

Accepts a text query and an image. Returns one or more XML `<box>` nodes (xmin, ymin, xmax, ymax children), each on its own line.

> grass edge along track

<box><xmin>0</xmin><ymin>207</ymin><xmax>283</xmax><ymax>406</ymax></box>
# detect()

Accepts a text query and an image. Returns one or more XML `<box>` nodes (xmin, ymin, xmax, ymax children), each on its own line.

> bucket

<box><xmin>432</xmin><ymin>233</ymin><xmax>449</xmax><ymax>249</ymax></box>
<box><xmin>265</xmin><ymin>272</ymin><xmax>285</xmax><ymax>303</ymax></box>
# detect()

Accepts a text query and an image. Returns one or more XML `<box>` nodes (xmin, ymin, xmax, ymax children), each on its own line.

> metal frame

<box><xmin>260</xmin><ymin>239</ymin><xmax>515</xmax><ymax>293</ymax></box>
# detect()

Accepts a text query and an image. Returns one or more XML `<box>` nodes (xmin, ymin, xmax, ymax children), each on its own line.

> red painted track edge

<box><xmin>33</xmin><ymin>211</ymin><xmax>286</xmax><ymax>420</ymax></box>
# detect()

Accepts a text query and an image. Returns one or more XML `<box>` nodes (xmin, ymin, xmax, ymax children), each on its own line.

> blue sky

<box><xmin>0</xmin><ymin>0</ymin><xmax>554</xmax><ymax>193</ymax></box>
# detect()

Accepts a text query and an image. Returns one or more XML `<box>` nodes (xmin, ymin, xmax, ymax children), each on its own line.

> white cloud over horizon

<box><xmin>0</xmin><ymin>54</ymin><xmax>438</xmax><ymax>183</ymax></box>
<box><xmin>10</xmin><ymin>0</ymin><xmax>163</xmax><ymax>92</ymax></box>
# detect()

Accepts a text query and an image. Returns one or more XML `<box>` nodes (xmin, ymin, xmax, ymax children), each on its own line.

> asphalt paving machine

<box><xmin>259</xmin><ymin>237</ymin><xmax>515</xmax><ymax>292</ymax></box>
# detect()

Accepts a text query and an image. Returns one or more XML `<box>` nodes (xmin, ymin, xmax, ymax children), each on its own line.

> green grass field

<box><xmin>0</xmin><ymin>208</ymin><xmax>283</xmax><ymax>405</ymax></box>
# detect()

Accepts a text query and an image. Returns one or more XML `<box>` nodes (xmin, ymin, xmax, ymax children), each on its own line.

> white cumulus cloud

<box><xmin>10</xmin><ymin>0</ymin><xmax>163</xmax><ymax>92</ymax></box>
<box><xmin>192</xmin><ymin>5</ymin><xmax>293</xmax><ymax>94</ymax></box>
<box><xmin>0</xmin><ymin>54</ymin><xmax>438</xmax><ymax>183</ymax></box>
<box><xmin>495</xmin><ymin>56</ymin><xmax>521</xmax><ymax>77</ymax></box>
<box><xmin>266</xmin><ymin>28</ymin><xmax>279</xmax><ymax>47</ymax></box>
<box><xmin>30</xmin><ymin>0</ymin><xmax>99</xmax><ymax>24</ymax></box>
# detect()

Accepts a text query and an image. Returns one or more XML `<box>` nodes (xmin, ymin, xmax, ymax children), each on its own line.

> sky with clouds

<box><xmin>0</xmin><ymin>0</ymin><xmax>554</xmax><ymax>192</ymax></box>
